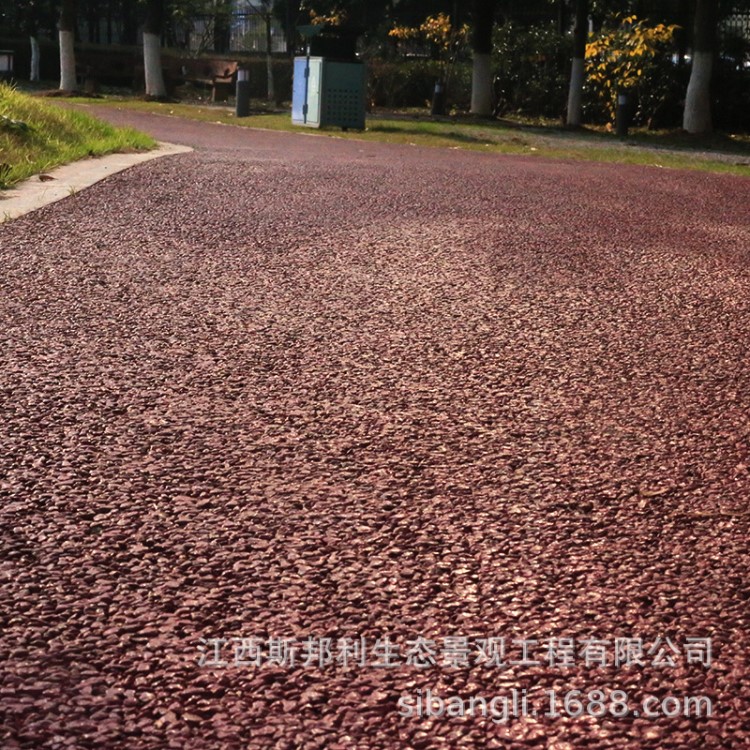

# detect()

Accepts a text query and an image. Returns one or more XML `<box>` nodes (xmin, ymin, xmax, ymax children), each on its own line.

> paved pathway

<box><xmin>1</xmin><ymin>110</ymin><xmax>749</xmax><ymax>749</ymax></box>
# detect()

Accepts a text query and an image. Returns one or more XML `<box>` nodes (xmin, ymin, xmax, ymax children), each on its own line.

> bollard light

<box><xmin>236</xmin><ymin>68</ymin><xmax>250</xmax><ymax>118</ymax></box>
<box><xmin>615</xmin><ymin>92</ymin><xmax>630</xmax><ymax>138</ymax></box>
<box><xmin>431</xmin><ymin>80</ymin><xmax>446</xmax><ymax>117</ymax></box>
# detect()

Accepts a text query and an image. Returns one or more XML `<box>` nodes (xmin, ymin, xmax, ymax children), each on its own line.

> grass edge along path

<box><xmin>64</xmin><ymin>96</ymin><xmax>750</xmax><ymax>179</ymax></box>
<box><xmin>0</xmin><ymin>85</ymin><xmax>155</xmax><ymax>189</ymax></box>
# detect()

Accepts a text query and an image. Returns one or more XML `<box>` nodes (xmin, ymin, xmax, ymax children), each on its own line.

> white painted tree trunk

<box><xmin>143</xmin><ymin>32</ymin><xmax>167</xmax><ymax>98</ymax></box>
<box><xmin>683</xmin><ymin>51</ymin><xmax>713</xmax><ymax>134</ymax></box>
<box><xmin>59</xmin><ymin>30</ymin><xmax>76</xmax><ymax>91</ymax></box>
<box><xmin>470</xmin><ymin>52</ymin><xmax>493</xmax><ymax>116</ymax></box>
<box><xmin>30</xmin><ymin>36</ymin><xmax>40</xmax><ymax>82</ymax></box>
<box><xmin>566</xmin><ymin>57</ymin><xmax>585</xmax><ymax>126</ymax></box>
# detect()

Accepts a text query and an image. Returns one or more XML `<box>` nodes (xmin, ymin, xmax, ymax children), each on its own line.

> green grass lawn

<box><xmin>63</xmin><ymin>95</ymin><xmax>750</xmax><ymax>178</ymax></box>
<box><xmin>0</xmin><ymin>84</ymin><xmax>155</xmax><ymax>188</ymax></box>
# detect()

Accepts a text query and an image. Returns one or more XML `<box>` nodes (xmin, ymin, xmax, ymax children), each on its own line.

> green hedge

<box><xmin>492</xmin><ymin>23</ymin><xmax>572</xmax><ymax>119</ymax></box>
<box><xmin>366</xmin><ymin>59</ymin><xmax>472</xmax><ymax>110</ymax></box>
<box><xmin>364</xmin><ymin>24</ymin><xmax>572</xmax><ymax>117</ymax></box>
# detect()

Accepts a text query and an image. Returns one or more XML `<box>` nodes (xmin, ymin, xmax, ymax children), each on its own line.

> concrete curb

<box><xmin>0</xmin><ymin>141</ymin><xmax>193</xmax><ymax>223</ymax></box>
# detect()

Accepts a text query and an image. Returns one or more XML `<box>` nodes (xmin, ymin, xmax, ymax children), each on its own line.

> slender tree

<box><xmin>59</xmin><ymin>0</ymin><xmax>77</xmax><ymax>91</ymax></box>
<box><xmin>143</xmin><ymin>0</ymin><xmax>167</xmax><ymax>98</ymax></box>
<box><xmin>683</xmin><ymin>0</ymin><xmax>715</xmax><ymax>133</ymax></box>
<box><xmin>213</xmin><ymin>0</ymin><xmax>232</xmax><ymax>53</ymax></box>
<box><xmin>566</xmin><ymin>0</ymin><xmax>588</xmax><ymax>126</ymax></box>
<box><xmin>272</xmin><ymin>0</ymin><xmax>303</xmax><ymax>55</ymax></box>
<box><xmin>470</xmin><ymin>0</ymin><xmax>495</xmax><ymax>116</ymax></box>
<box><xmin>21</xmin><ymin>0</ymin><xmax>44</xmax><ymax>82</ymax></box>
<box><xmin>30</xmin><ymin>34</ymin><xmax>41</xmax><ymax>81</ymax></box>
<box><xmin>261</xmin><ymin>0</ymin><xmax>275</xmax><ymax>101</ymax></box>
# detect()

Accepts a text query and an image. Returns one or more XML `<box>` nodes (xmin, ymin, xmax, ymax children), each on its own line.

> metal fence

<box><xmin>723</xmin><ymin>11</ymin><xmax>750</xmax><ymax>39</ymax></box>
<box><xmin>187</xmin><ymin>11</ymin><xmax>287</xmax><ymax>55</ymax></box>
<box><xmin>69</xmin><ymin>9</ymin><xmax>288</xmax><ymax>55</ymax></box>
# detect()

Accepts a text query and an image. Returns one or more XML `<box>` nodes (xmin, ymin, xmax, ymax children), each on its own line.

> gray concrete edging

<box><xmin>0</xmin><ymin>141</ymin><xmax>193</xmax><ymax>223</ymax></box>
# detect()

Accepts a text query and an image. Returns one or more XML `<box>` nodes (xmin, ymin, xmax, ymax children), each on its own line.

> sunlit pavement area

<box><xmin>1</xmin><ymin>110</ymin><xmax>749</xmax><ymax>749</ymax></box>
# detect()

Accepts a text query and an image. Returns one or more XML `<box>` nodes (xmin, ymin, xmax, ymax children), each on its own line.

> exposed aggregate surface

<box><xmin>1</xmin><ymin>110</ymin><xmax>750</xmax><ymax>749</ymax></box>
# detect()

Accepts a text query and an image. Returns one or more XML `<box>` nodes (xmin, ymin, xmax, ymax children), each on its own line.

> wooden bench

<box><xmin>176</xmin><ymin>58</ymin><xmax>239</xmax><ymax>101</ymax></box>
<box><xmin>129</xmin><ymin>56</ymin><xmax>241</xmax><ymax>99</ymax></box>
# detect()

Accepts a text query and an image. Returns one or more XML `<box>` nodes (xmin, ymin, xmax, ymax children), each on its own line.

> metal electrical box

<box><xmin>292</xmin><ymin>56</ymin><xmax>366</xmax><ymax>130</ymax></box>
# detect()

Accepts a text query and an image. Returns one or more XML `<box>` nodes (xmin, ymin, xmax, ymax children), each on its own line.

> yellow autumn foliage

<box><xmin>388</xmin><ymin>13</ymin><xmax>469</xmax><ymax>86</ymax></box>
<box><xmin>308</xmin><ymin>7</ymin><xmax>346</xmax><ymax>27</ymax></box>
<box><xmin>389</xmin><ymin>13</ymin><xmax>469</xmax><ymax>53</ymax></box>
<box><xmin>585</xmin><ymin>15</ymin><xmax>678</xmax><ymax>121</ymax></box>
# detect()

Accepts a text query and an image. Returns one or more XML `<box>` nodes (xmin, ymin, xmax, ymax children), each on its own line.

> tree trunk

<box><xmin>470</xmin><ymin>0</ymin><xmax>495</xmax><ymax>116</ymax></box>
<box><xmin>557</xmin><ymin>0</ymin><xmax>568</xmax><ymax>36</ymax></box>
<box><xmin>24</xmin><ymin>3</ymin><xmax>41</xmax><ymax>83</ymax></box>
<box><xmin>683</xmin><ymin>0</ymin><xmax>715</xmax><ymax>134</ymax></box>
<box><xmin>566</xmin><ymin>0</ymin><xmax>588</xmax><ymax>126</ymax></box>
<box><xmin>59</xmin><ymin>0</ymin><xmax>77</xmax><ymax>92</ymax></box>
<box><xmin>143</xmin><ymin>33</ymin><xmax>167</xmax><ymax>98</ymax></box>
<box><xmin>143</xmin><ymin>0</ymin><xmax>167</xmax><ymax>98</ymax></box>
<box><xmin>213</xmin><ymin>1</ymin><xmax>231</xmax><ymax>54</ymax></box>
<box><xmin>471</xmin><ymin>53</ymin><xmax>492</xmax><ymax>115</ymax></box>
<box><xmin>265</xmin><ymin>12</ymin><xmax>275</xmax><ymax>102</ymax></box>
<box><xmin>30</xmin><ymin>35</ymin><xmax>40</xmax><ymax>82</ymax></box>
<box><xmin>285</xmin><ymin>0</ymin><xmax>302</xmax><ymax>57</ymax></box>
<box><xmin>87</xmin><ymin>6</ymin><xmax>96</xmax><ymax>43</ymax></box>
<box><xmin>122</xmin><ymin>2</ymin><xmax>138</xmax><ymax>45</ymax></box>
<box><xmin>107</xmin><ymin>0</ymin><xmax>113</xmax><ymax>45</ymax></box>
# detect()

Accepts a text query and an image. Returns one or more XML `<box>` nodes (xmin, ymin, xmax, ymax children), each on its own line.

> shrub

<box><xmin>367</xmin><ymin>59</ymin><xmax>471</xmax><ymax>110</ymax></box>
<box><xmin>713</xmin><ymin>31</ymin><xmax>750</xmax><ymax>131</ymax></box>
<box><xmin>584</xmin><ymin>15</ymin><xmax>680</xmax><ymax>127</ymax></box>
<box><xmin>492</xmin><ymin>22</ymin><xmax>572</xmax><ymax>118</ymax></box>
<box><xmin>389</xmin><ymin>12</ymin><xmax>470</xmax><ymax>85</ymax></box>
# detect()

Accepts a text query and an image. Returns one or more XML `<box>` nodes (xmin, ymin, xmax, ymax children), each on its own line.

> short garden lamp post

<box><xmin>236</xmin><ymin>68</ymin><xmax>250</xmax><ymax>118</ymax></box>
<box><xmin>431</xmin><ymin>80</ymin><xmax>447</xmax><ymax>117</ymax></box>
<box><xmin>615</xmin><ymin>89</ymin><xmax>631</xmax><ymax>137</ymax></box>
<box><xmin>0</xmin><ymin>50</ymin><xmax>14</xmax><ymax>82</ymax></box>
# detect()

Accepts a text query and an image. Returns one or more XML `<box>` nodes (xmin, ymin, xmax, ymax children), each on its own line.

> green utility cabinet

<box><xmin>292</xmin><ymin>56</ymin><xmax>366</xmax><ymax>130</ymax></box>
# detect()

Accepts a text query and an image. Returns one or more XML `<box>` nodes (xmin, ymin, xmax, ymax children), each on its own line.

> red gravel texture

<box><xmin>1</xmin><ymin>110</ymin><xmax>750</xmax><ymax>749</ymax></box>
